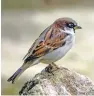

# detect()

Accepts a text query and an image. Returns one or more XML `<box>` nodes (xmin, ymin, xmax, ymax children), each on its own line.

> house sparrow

<box><xmin>7</xmin><ymin>17</ymin><xmax>82</xmax><ymax>83</ymax></box>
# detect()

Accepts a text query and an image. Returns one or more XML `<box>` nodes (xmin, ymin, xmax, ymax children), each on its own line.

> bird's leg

<box><xmin>45</xmin><ymin>62</ymin><xmax>59</xmax><ymax>75</ymax></box>
<box><xmin>51</xmin><ymin>62</ymin><xmax>59</xmax><ymax>69</ymax></box>
<box><xmin>45</xmin><ymin>64</ymin><xmax>53</xmax><ymax>74</ymax></box>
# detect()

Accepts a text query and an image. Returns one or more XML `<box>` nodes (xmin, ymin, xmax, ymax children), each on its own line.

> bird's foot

<box><xmin>45</xmin><ymin>64</ymin><xmax>53</xmax><ymax>75</ymax></box>
<box><xmin>45</xmin><ymin>63</ymin><xmax>59</xmax><ymax>75</ymax></box>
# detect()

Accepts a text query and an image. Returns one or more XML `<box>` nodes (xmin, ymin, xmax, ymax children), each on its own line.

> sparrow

<box><xmin>7</xmin><ymin>17</ymin><xmax>82</xmax><ymax>83</ymax></box>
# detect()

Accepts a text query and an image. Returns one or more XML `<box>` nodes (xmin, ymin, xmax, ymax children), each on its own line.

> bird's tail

<box><xmin>7</xmin><ymin>64</ymin><xmax>28</xmax><ymax>84</ymax></box>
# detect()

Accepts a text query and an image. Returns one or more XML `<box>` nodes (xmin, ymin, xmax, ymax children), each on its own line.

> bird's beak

<box><xmin>74</xmin><ymin>26</ymin><xmax>82</xmax><ymax>30</ymax></box>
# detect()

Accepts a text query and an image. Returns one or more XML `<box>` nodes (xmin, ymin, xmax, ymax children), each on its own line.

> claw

<box><xmin>45</xmin><ymin>63</ymin><xmax>59</xmax><ymax>75</ymax></box>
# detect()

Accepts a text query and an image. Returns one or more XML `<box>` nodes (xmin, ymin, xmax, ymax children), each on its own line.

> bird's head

<box><xmin>54</xmin><ymin>17</ymin><xmax>82</xmax><ymax>34</ymax></box>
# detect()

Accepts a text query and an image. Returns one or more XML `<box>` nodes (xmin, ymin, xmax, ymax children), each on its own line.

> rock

<box><xmin>19</xmin><ymin>64</ymin><xmax>94</xmax><ymax>95</ymax></box>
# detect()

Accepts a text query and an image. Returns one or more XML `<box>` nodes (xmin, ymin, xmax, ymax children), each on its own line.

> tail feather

<box><xmin>7</xmin><ymin>67</ymin><xmax>25</xmax><ymax>84</ymax></box>
<box><xmin>7</xmin><ymin>60</ymin><xmax>38</xmax><ymax>84</ymax></box>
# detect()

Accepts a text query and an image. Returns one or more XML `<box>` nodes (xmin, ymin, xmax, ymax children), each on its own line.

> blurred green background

<box><xmin>1</xmin><ymin>0</ymin><xmax>94</xmax><ymax>95</ymax></box>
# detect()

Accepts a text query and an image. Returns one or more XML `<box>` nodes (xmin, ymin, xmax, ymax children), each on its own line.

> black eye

<box><xmin>66</xmin><ymin>23</ymin><xmax>75</xmax><ymax>28</ymax></box>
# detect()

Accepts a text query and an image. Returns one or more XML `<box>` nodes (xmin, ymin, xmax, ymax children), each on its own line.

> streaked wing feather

<box><xmin>23</xmin><ymin>39</ymin><xmax>38</xmax><ymax>60</ymax></box>
<box><xmin>23</xmin><ymin>26</ymin><xmax>51</xmax><ymax>61</ymax></box>
<box><xmin>29</xmin><ymin>28</ymin><xmax>68</xmax><ymax>58</ymax></box>
<box><xmin>24</xmin><ymin>25</ymin><xmax>68</xmax><ymax>63</ymax></box>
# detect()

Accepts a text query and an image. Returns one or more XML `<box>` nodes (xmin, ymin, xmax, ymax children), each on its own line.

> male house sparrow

<box><xmin>7</xmin><ymin>17</ymin><xmax>82</xmax><ymax>83</ymax></box>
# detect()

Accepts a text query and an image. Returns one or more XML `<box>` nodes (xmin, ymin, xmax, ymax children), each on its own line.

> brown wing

<box><xmin>24</xmin><ymin>26</ymin><xmax>68</xmax><ymax>63</ymax></box>
<box><xmin>32</xmin><ymin>28</ymin><xmax>68</xmax><ymax>56</ymax></box>
<box><xmin>23</xmin><ymin>26</ymin><xmax>51</xmax><ymax>60</ymax></box>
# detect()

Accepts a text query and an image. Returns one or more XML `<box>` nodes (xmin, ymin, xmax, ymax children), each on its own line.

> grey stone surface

<box><xmin>19</xmin><ymin>64</ymin><xmax>94</xmax><ymax>95</ymax></box>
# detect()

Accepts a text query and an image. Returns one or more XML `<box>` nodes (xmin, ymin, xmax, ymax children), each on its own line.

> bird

<box><xmin>7</xmin><ymin>17</ymin><xmax>82</xmax><ymax>83</ymax></box>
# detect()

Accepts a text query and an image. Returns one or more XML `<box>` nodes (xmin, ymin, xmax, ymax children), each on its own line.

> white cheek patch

<box><xmin>60</xmin><ymin>28</ymin><xmax>75</xmax><ymax>35</ymax></box>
